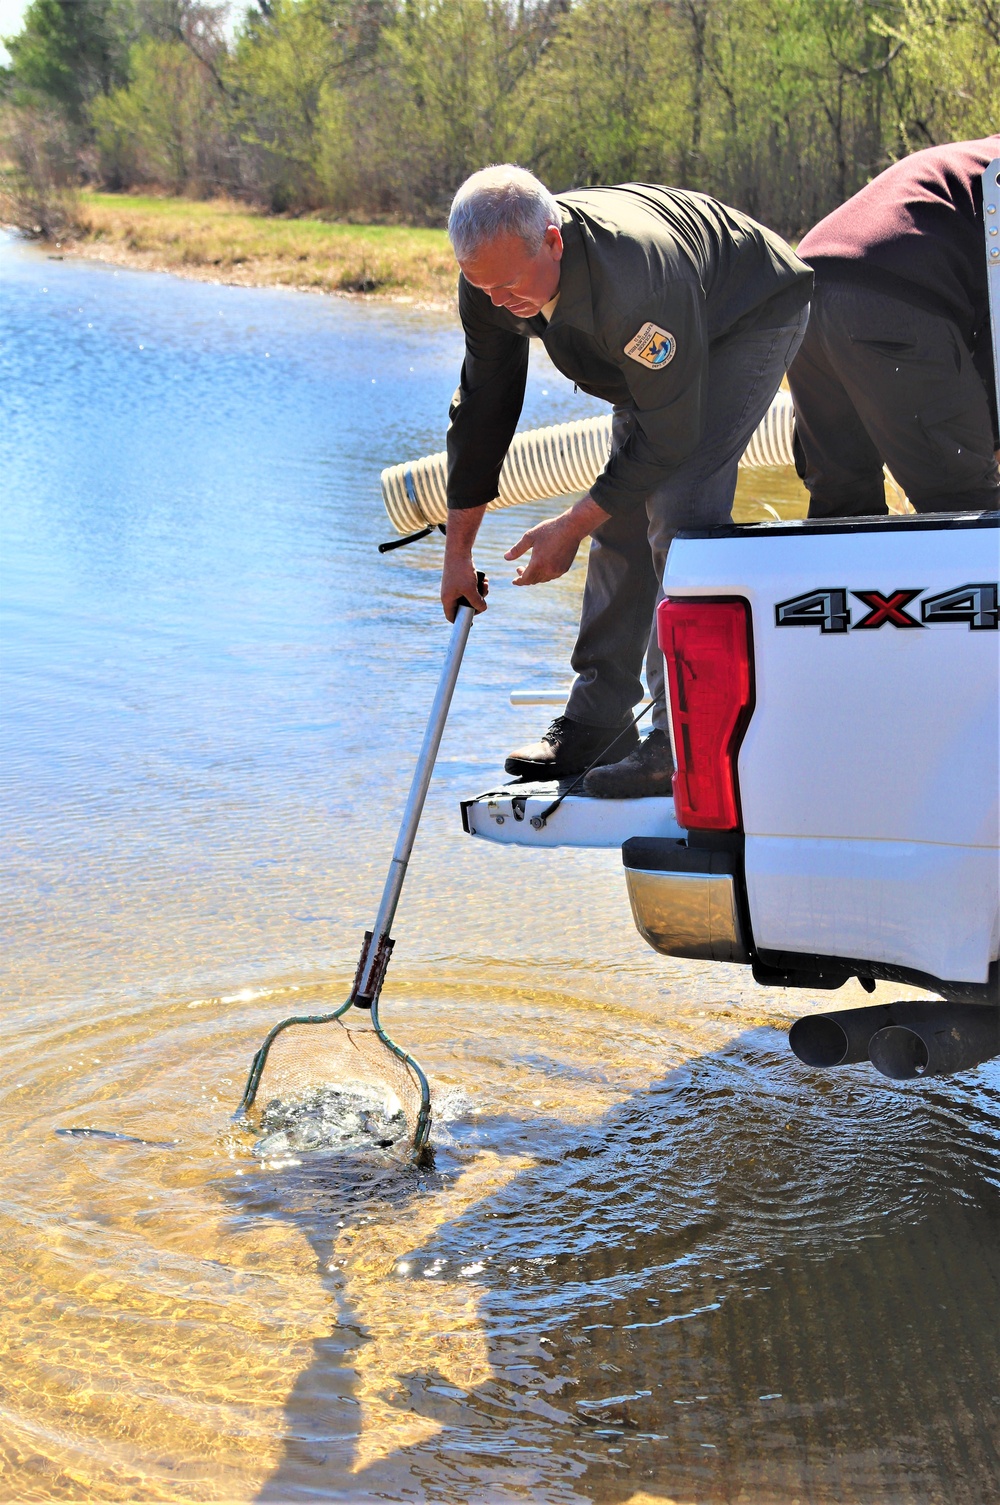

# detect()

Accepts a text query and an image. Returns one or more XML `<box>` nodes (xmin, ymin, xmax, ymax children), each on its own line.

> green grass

<box><xmin>74</xmin><ymin>192</ymin><xmax>458</xmax><ymax>302</ymax></box>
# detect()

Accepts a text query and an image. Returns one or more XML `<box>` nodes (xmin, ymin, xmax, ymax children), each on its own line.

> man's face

<box><xmin>459</xmin><ymin>225</ymin><xmax>563</xmax><ymax>318</ymax></box>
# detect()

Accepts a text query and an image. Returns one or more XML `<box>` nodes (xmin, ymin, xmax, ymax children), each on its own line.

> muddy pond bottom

<box><xmin>2</xmin><ymin>235</ymin><xmax>999</xmax><ymax>1503</ymax></box>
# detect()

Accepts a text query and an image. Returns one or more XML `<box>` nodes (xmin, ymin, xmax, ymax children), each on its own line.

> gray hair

<box><xmin>448</xmin><ymin>165</ymin><xmax>560</xmax><ymax>262</ymax></box>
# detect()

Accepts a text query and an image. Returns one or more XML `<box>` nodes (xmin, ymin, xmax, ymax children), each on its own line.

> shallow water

<box><xmin>2</xmin><ymin>234</ymin><xmax>998</xmax><ymax>1504</ymax></box>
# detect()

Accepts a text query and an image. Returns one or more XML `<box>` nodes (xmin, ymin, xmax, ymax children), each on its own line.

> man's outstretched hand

<box><xmin>439</xmin><ymin>493</ymin><xmax>610</xmax><ymax>619</ymax></box>
<box><xmin>505</xmin><ymin>495</ymin><xmax>611</xmax><ymax>586</ymax></box>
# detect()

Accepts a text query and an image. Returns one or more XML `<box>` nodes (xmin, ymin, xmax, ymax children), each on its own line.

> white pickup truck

<box><xmin>463</xmin><ymin>512</ymin><xmax>999</xmax><ymax>1072</ymax></box>
<box><xmin>391</xmin><ymin>162</ymin><xmax>1000</xmax><ymax>1080</ymax></box>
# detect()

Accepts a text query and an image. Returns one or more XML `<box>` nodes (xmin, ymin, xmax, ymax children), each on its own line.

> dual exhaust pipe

<box><xmin>789</xmin><ymin>1001</ymin><xmax>1000</xmax><ymax>1080</ymax></box>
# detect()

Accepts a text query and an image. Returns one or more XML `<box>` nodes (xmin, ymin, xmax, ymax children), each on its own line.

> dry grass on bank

<box><xmin>68</xmin><ymin>193</ymin><xmax>459</xmax><ymax>308</ymax></box>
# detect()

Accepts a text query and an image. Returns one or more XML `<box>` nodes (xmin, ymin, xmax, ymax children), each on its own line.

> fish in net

<box><xmin>246</xmin><ymin>1002</ymin><xmax>428</xmax><ymax>1154</ymax></box>
<box><xmin>237</xmin><ymin>933</ymin><xmax>431</xmax><ymax>1159</ymax></box>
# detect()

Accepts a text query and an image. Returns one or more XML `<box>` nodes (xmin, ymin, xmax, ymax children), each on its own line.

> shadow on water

<box><xmin>224</xmin><ymin>1026</ymin><xmax>1000</xmax><ymax>1504</ymax></box>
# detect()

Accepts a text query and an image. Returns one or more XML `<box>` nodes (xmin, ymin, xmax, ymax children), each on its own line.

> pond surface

<box><xmin>2</xmin><ymin>234</ymin><xmax>998</xmax><ymax>1504</ymax></box>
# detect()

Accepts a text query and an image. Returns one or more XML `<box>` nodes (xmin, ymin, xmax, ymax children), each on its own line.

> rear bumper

<box><xmin>622</xmin><ymin>837</ymin><xmax>750</xmax><ymax>964</ymax></box>
<box><xmin>622</xmin><ymin>837</ymin><xmax>998</xmax><ymax>1002</ymax></box>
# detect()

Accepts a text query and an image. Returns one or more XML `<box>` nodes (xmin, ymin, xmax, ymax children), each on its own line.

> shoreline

<box><xmin>57</xmin><ymin>236</ymin><xmax>458</xmax><ymax>312</ymax></box>
<box><xmin>50</xmin><ymin>192</ymin><xmax>460</xmax><ymax>313</ymax></box>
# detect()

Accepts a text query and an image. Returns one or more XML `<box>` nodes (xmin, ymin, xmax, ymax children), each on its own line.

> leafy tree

<box><xmin>5</xmin><ymin>0</ymin><xmax>136</xmax><ymax>123</ymax></box>
<box><xmin>515</xmin><ymin>0</ymin><xmax>685</xmax><ymax>190</ymax></box>
<box><xmin>227</xmin><ymin>0</ymin><xmax>392</xmax><ymax>209</ymax></box>
<box><xmin>877</xmin><ymin>0</ymin><xmax>1000</xmax><ymax>144</ymax></box>
<box><xmin>659</xmin><ymin>0</ymin><xmax>924</xmax><ymax>233</ymax></box>
<box><xmin>91</xmin><ymin>36</ymin><xmax>230</xmax><ymax>191</ymax></box>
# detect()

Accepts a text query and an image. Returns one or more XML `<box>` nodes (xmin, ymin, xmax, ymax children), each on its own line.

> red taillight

<box><xmin>657</xmin><ymin>597</ymin><xmax>753</xmax><ymax>831</ymax></box>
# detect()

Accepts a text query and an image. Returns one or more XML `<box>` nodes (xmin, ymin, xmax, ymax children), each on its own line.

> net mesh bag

<box><xmin>251</xmin><ymin>1017</ymin><xmax>418</xmax><ymax>1131</ymax></box>
<box><xmin>247</xmin><ymin>1007</ymin><xmax>427</xmax><ymax>1154</ymax></box>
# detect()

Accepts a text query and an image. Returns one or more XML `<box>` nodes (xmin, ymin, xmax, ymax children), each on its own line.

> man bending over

<box><xmin>441</xmin><ymin>166</ymin><xmax>811</xmax><ymax>798</ymax></box>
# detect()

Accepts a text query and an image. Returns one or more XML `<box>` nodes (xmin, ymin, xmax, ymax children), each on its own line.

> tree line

<box><xmin>2</xmin><ymin>0</ymin><xmax>997</xmax><ymax>238</ymax></box>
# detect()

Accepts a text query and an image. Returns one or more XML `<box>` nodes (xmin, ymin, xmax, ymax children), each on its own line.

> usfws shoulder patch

<box><xmin>624</xmin><ymin>323</ymin><xmax>677</xmax><ymax>369</ymax></box>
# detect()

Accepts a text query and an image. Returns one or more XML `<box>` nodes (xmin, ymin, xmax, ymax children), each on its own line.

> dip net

<box><xmin>236</xmin><ymin>593</ymin><xmax>481</xmax><ymax>1165</ymax></box>
<box><xmin>237</xmin><ymin>937</ymin><xmax>432</xmax><ymax>1160</ymax></box>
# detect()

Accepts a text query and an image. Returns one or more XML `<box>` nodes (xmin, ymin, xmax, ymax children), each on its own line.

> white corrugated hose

<box><xmin>381</xmin><ymin>389</ymin><xmax>797</xmax><ymax>535</ymax></box>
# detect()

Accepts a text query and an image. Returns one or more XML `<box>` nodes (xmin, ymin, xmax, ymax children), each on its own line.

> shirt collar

<box><xmin>546</xmin><ymin>209</ymin><xmax>594</xmax><ymax>336</ymax></box>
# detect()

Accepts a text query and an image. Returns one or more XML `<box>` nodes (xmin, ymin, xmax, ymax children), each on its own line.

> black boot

<box><xmin>505</xmin><ymin>715</ymin><xmax>639</xmax><ymax>779</ymax></box>
<box><xmin>581</xmin><ymin>728</ymin><xmax>675</xmax><ymax>798</ymax></box>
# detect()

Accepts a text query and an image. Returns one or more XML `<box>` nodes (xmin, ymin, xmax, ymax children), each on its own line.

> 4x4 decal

<box><xmin>775</xmin><ymin>584</ymin><xmax>998</xmax><ymax>632</ymax></box>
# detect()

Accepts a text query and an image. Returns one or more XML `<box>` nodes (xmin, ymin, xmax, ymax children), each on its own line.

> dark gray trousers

<box><xmin>565</xmin><ymin>308</ymin><xmax>809</xmax><ymax>732</ymax></box>
<box><xmin>787</xmin><ymin>281</ymin><xmax>1000</xmax><ymax>518</ymax></box>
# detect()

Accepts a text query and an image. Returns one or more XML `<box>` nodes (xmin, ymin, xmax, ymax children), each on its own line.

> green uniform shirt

<box><xmin>447</xmin><ymin>184</ymin><xmax>812</xmax><ymax>516</ymax></box>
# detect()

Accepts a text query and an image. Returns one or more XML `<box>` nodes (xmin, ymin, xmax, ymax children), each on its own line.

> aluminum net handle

<box><xmin>355</xmin><ymin>601</ymin><xmax>475</xmax><ymax>998</ymax></box>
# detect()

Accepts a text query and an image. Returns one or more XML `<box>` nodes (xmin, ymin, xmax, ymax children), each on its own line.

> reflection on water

<box><xmin>2</xmin><ymin>233</ymin><xmax>998</xmax><ymax>1503</ymax></box>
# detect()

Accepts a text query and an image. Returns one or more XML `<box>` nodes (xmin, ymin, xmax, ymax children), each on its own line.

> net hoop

<box><xmin>236</xmin><ymin>996</ymin><xmax>431</xmax><ymax>1162</ymax></box>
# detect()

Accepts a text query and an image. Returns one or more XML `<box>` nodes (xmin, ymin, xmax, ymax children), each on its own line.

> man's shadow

<box><xmin>226</xmin><ymin>1024</ymin><xmax>1000</xmax><ymax>1505</ymax></box>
